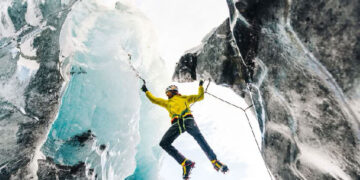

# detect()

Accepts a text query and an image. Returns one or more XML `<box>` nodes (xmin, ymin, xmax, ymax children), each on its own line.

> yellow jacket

<box><xmin>145</xmin><ymin>86</ymin><xmax>204</xmax><ymax>119</ymax></box>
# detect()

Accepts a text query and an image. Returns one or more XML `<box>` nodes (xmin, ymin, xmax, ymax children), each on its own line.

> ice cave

<box><xmin>0</xmin><ymin>0</ymin><xmax>359</xmax><ymax>180</ymax></box>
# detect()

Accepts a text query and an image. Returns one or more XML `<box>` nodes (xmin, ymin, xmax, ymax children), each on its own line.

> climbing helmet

<box><xmin>165</xmin><ymin>85</ymin><xmax>178</xmax><ymax>93</ymax></box>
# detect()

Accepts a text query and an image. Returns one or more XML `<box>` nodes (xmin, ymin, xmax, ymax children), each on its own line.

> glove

<box><xmin>141</xmin><ymin>84</ymin><xmax>148</xmax><ymax>92</ymax></box>
<box><xmin>199</xmin><ymin>80</ymin><xmax>204</xmax><ymax>86</ymax></box>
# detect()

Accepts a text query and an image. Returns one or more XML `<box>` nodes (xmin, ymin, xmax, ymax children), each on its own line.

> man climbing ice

<box><xmin>141</xmin><ymin>80</ymin><xmax>228</xmax><ymax>180</ymax></box>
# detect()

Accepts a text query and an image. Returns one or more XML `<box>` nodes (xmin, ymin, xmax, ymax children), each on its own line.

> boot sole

<box><xmin>221</xmin><ymin>166</ymin><xmax>229</xmax><ymax>174</ymax></box>
<box><xmin>183</xmin><ymin>162</ymin><xmax>195</xmax><ymax>180</ymax></box>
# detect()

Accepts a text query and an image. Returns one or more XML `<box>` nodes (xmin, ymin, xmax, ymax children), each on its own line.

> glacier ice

<box><xmin>0</xmin><ymin>0</ymin><xmax>327</xmax><ymax>179</ymax></box>
<box><xmin>42</xmin><ymin>0</ymin><xmax>169</xmax><ymax>179</ymax></box>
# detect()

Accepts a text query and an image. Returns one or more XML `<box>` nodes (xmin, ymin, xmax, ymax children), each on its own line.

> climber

<box><xmin>141</xmin><ymin>80</ymin><xmax>228</xmax><ymax>180</ymax></box>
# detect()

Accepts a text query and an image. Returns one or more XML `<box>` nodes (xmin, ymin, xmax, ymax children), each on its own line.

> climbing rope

<box><xmin>205</xmin><ymin>91</ymin><xmax>253</xmax><ymax>111</ymax></box>
<box><xmin>202</xmin><ymin>81</ymin><xmax>274</xmax><ymax>180</ymax></box>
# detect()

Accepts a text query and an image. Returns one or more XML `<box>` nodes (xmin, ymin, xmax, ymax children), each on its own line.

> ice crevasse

<box><xmin>42</xmin><ymin>0</ymin><xmax>269</xmax><ymax>179</ymax></box>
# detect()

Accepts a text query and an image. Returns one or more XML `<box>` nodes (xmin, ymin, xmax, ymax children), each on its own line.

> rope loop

<box><xmin>198</xmin><ymin>81</ymin><xmax>274</xmax><ymax>180</ymax></box>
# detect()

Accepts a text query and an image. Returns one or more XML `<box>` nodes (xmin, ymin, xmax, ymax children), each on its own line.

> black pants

<box><xmin>159</xmin><ymin>116</ymin><xmax>217</xmax><ymax>164</ymax></box>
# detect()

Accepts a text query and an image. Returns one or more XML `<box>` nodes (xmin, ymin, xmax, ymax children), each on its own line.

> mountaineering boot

<box><xmin>182</xmin><ymin>159</ymin><xmax>195</xmax><ymax>180</ymax></box>
<box><xmin>212</xmin><ymin>160</ymin><xmax>229</xmax><ymax>173</ymax></box>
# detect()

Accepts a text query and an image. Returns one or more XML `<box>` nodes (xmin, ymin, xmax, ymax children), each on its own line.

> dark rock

<box><xmin>37</xmin><ymin>157</ymin><xmax>87</xmax><ymax>180</ymax></box>
<box><xmin>7</xmin><ymin>0</ymin><xmax>28</xmax><ymax>31</ymax></box>
<box><xmin>173</xmin><ymin>19</ymin><xmax>246</xmax><ymax>88</ymax></box>
<box><xmin>67</xmin><ymin>130</ymin><xmax>96</xmax><ymax>146</ymax></box>
<box><xmin>99</xmin><ymin>144</ymin><xmax>106</xmax><ymax>151</ymax></box>
<box><xmin>290</xmin><ymin>0</ymin><xmax>360</xmax><ymax>95</ymax></box>
<box><xmin>41</xmin><ymin>129</ymin><xmax>96</xmax><ymax>166</ymax></box>
<box><xmin>173</xmin><ymin>53</ymin><xmax>197</xmax><ymax>82</ymax></box>
<box><xmin>174</xmin><ymin>0</ymin><xmax>360</xmax><ymax>179</ymax></box>
<box><xmin>70</xmin><ymin>67</ymin><xmax>87</xmax><ymax>75</ymax></box>
<box><xmin>0</xmin><ymin>0</ymin><xmax>79</xmax><ymax>178</ymax></box>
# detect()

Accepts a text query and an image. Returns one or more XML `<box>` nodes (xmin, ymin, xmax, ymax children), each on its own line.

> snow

<box><xmin>0</xmin><ymin>0</ymin><xmax>16</xmax><ymax>38</ymax></box>
<box><xmin>25</xmin><ymin>0</ymin><xmax>43</xmax><ymax>27</ymax></box>
<box><xmin>17</xmin><ymin>56</ymin><xmax>39</xmax><ymax>72</ymax></box>
<box><xmin>10</xmin><ymin>48</ymin><xmax>19</xmax><ymax>59</ymax></box>
<box><xmin>28</xmin><ymin>140</ymin><xmax>46</xmax><ymax>180</ymax></box>
<box><xmin>19</xmin><ymin>36</ymin><xmax>37</xmax><ymax>57</ymax></box>
<box><xmin>298</xmin><ymin>144</ymin><xmax>352</xmax><ymax>180</ymax></box>
<box><xmin>0</xmin><ymin>55</ymin><xmax>39</xmax><ymax>112</ymax></box>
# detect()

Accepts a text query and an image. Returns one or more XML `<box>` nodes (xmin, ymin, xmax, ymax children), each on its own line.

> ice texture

<box><xmin>174</xmin><ymin>0</ymin><xmax>360</xmax><ymax>179</ymax></box>
<box><xmin>41</xmin><ymin>0</ymin><xmax>168</xmax><ymax>179</ymax></box>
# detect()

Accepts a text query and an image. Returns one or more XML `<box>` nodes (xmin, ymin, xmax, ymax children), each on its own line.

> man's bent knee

<box><xmin>159</xmin><ymin>140</ymin><xmax>168</xmax><ymax>149</ymax></box>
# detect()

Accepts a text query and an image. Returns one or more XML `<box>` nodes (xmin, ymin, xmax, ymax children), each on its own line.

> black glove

<box><xmin>199</xmin><ymin>80</ymin><xmax>204</xmax><ymax>86</ymax></box>
<box><xmin>141</xmin><ymin>84</ymin><xmax>148</xmax><ymax>92</ymax></box>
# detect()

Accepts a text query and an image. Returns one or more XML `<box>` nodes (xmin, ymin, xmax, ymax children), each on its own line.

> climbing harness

<box><xmin>170</xmin><ymin>80</ymin><xmax>210</xmax><ymax>134</ymax></box>
<box><xmin>171</xmin><ymin>108</ymin><xmax>193</xmax><ymax>134</ymax></box>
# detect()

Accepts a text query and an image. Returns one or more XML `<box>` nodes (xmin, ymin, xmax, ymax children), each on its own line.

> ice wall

<box><xmin>41</xmin><ymin>1</ymin><xmax>169</xmax><ymax>179</ymax></box>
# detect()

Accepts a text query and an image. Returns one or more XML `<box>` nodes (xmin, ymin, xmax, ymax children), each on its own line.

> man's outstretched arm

<box><xmin>141</xmin><ymin>84</ymin><xmax>168</xmax><ymax>108</ymax></box>
<box><xmin>187</xmin><ymin>80</ymin><xmax>204</xmax><ymax>104</ymax></box>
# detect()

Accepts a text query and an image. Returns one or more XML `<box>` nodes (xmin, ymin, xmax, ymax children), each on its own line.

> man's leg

<box><xmin>184</xmin><ymin>117</ymin><xmax>217</xmax><ymax>161</ymax></box>
<box><xmin>159</xmin><ymin>123</ymin><xmax>186</xmax><ymax>164</ymax></box>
